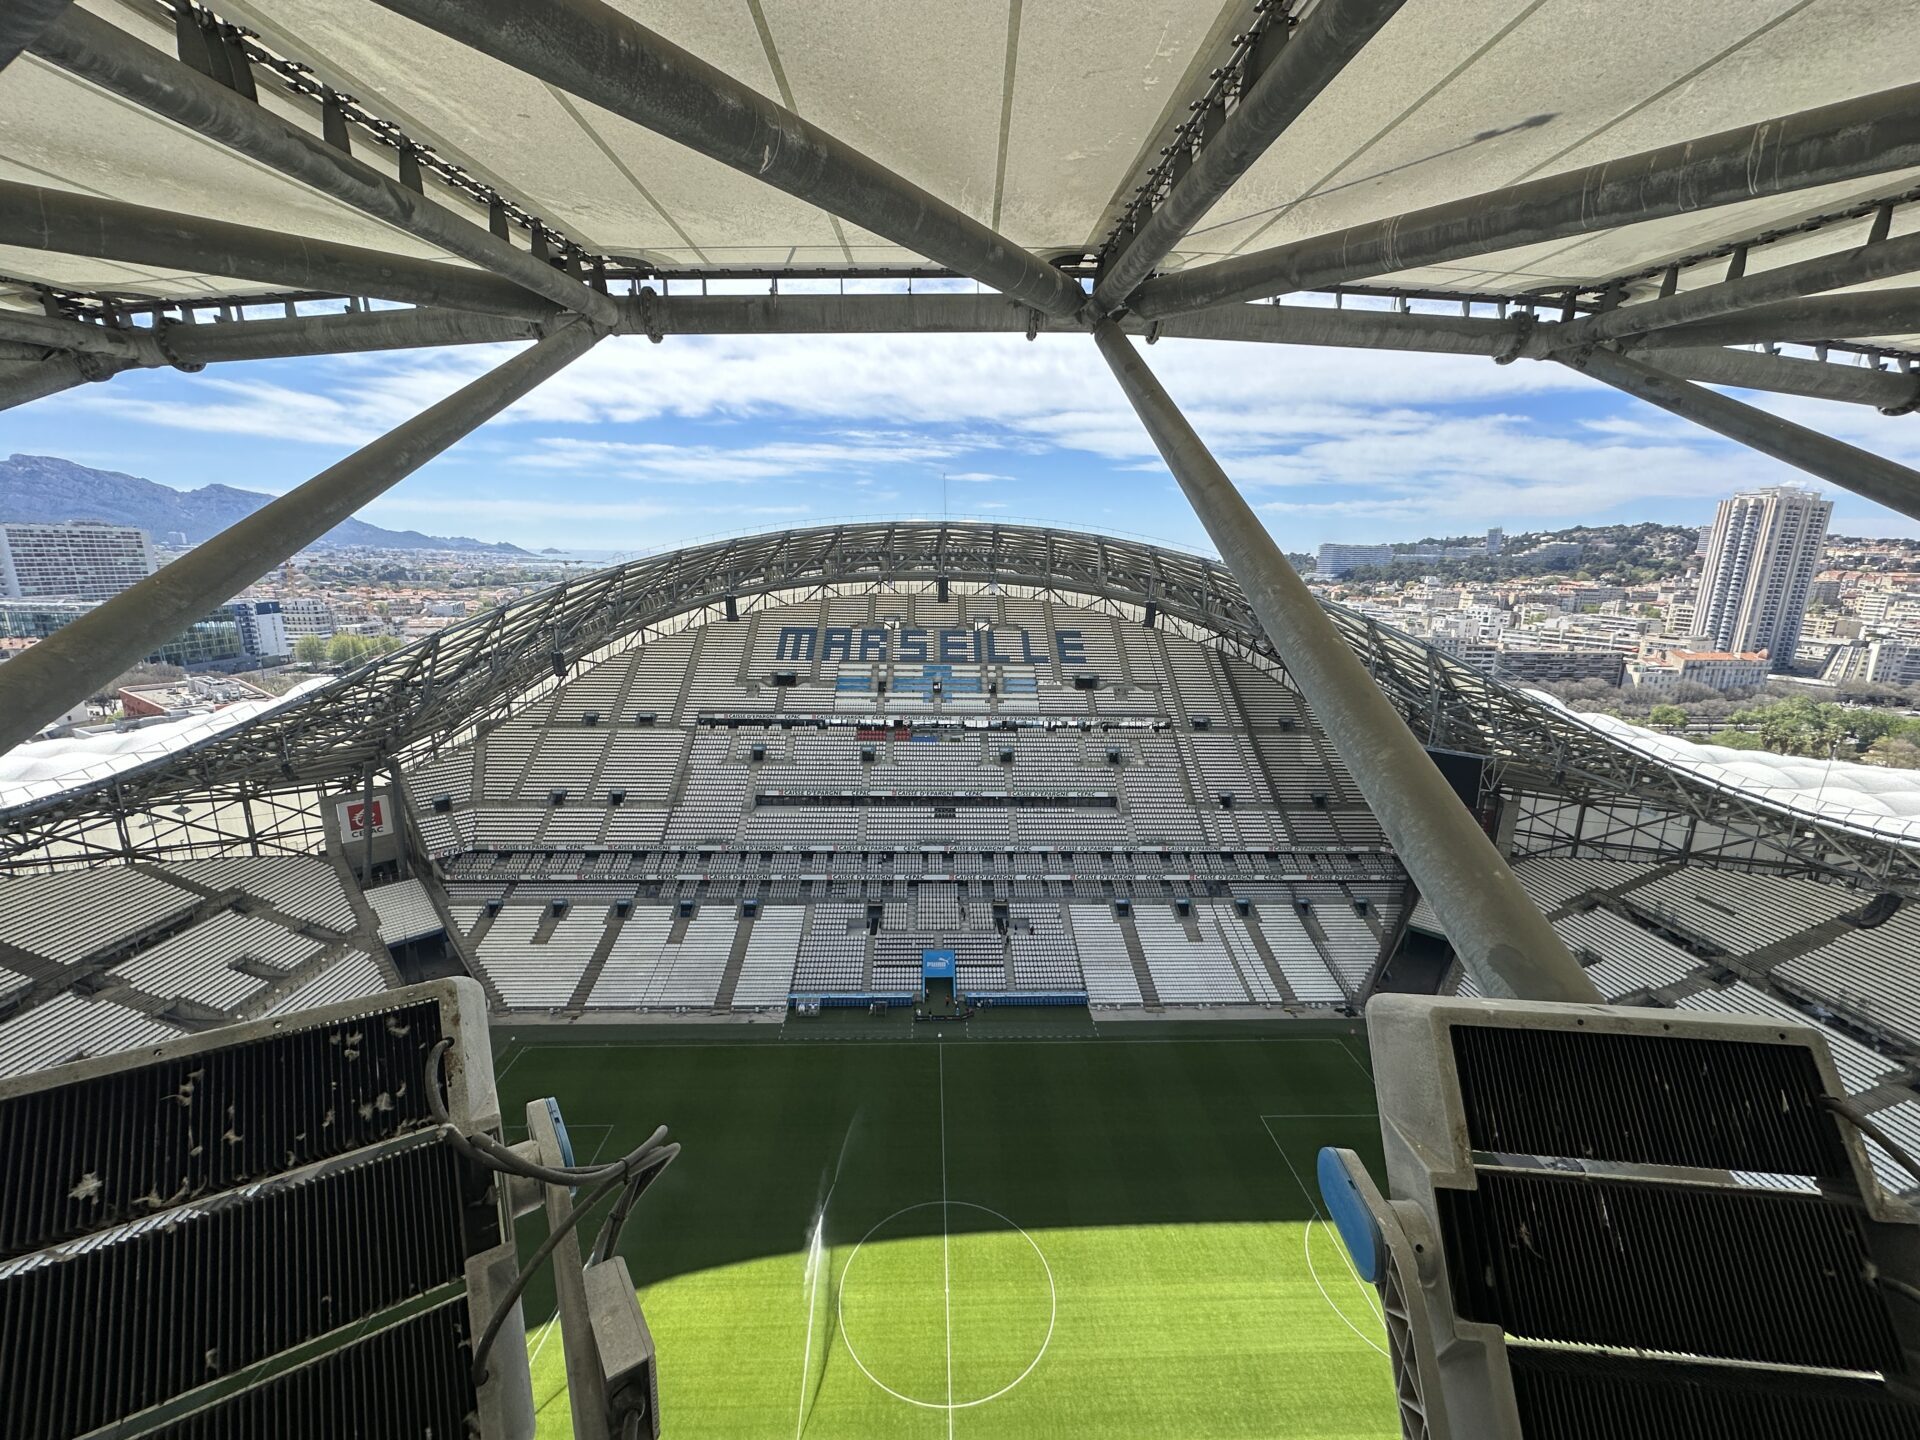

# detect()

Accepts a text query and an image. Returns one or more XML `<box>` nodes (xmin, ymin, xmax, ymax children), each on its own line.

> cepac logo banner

<box><xmin>337</xmin><ymin>793</ymin><xmax>394</xmax><ymax>840</ymax></box>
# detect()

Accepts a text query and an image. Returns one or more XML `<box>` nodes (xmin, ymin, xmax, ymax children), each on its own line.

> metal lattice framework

<box><xmin>10</xmin><ymin>0</ymin><xmax>1920</xmax><ymax>996</ymax></box>
<box><xmin>6</xmin><ymin>520</ymin><xmax>1918</xmax><ymax>895</ymax></box>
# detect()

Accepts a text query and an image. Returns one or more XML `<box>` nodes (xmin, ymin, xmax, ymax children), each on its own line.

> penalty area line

<box><xmin>1258</xmin><ymin>1115</ymin><xmax>1388</xmax><ymax>1348</ymax></box>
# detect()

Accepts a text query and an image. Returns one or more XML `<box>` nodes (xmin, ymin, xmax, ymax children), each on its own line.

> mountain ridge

<box><xmin>0</xmin><ymin>454</ymin><xmax>530</xmax><ymax>554</ymax></box>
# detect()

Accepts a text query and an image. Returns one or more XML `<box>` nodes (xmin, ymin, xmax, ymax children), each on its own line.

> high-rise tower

<box><xmin>1692</xmin><ymin>487</ymin><xmax>1832</xmax><ymax>670</ymax></box>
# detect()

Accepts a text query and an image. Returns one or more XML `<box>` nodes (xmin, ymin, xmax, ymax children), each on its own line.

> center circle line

<box><xmin>835</xmin><ymin>1199</ymin><xmax>1057</xmax><ymax>1411</ymax></box>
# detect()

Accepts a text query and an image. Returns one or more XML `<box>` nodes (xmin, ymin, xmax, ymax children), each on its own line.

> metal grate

<box><xmin>1450</xmin><ymin>1023</ymin><xmax>1854</xmax><ymax>1180</ymax></box>
<box><xmin>0</xmin><ymin>998</ymin><xmax>444</xmax><ymax>1260</ymax></box>
<box><xmin>1508</xmin><ymin>1347</ymin><xmax>1920</xmax><ymax>1439</ymax></box>
<box><xmin>0</xmin><ymin>1134</ymin><xmax>482</xmax><ymax>1440</ymax></box>
<box><xmin>1439</xmin><ymin>1169</ymin><xmax>1903</xmax><ymax>1373</ymax></box>
<box><xmin>142</xmin><ymin>1299</ymin><xmax>479</xmax><ymax>1440</ymax></box>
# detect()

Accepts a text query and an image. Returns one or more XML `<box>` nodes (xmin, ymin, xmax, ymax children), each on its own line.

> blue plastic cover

<box><xmin>542</xmin><ymin>1096</ymin><xmax>576</xmax><ymax>1171</ymax></box>
<box><xmin>922</xmin><ymin>949</ymin><xmax>957</xmax><ymax>980</ymax></box>
<box><xmin>1317</xmin><ymin>1145</ymin><xmax>1384</xmax><ymax>1284</ymax></box>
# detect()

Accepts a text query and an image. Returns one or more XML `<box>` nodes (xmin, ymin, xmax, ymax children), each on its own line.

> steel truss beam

<box><xmin>0</xmin><ymin>179</ymin><xmax>564</xmax><ymax>322</ymax></box>
<box><xmin>0</xmin><ymin>352</ymin><xmax>132</xmax><ymax>413</ymax></box>
<box><xmin>0</xmin><ymin>320</ymin><xmax>600</xmax><ymax>753</ymax></box>
<box><xmin>1633</xmin><ymin>287</ymin><xmax>1920</xmax><ymax>350</ymax></box>
<box><xmin>1091</xmin><ymin>0</ymin><xmax>1408</xmax><ymax>314</ymax></box>
<box><xmin>1092</xmin><ymin>322</ymin><xmax>1595</xmax><ymax>1002</ymax></box>
<box><xmin>0</xmin><ymin>308</ymin><xmax>172</xmax><ymax>365</ymax></box>
<box><xmin>6</xmin><ymin>522</ymin><xmax>1914</xmax><ymax>895</ymax></box>
<box><xmin>9</xmin><ymin>293</ymin><xmax>1915</xmax><ymax>412</ymax></box>
<box><xmin>30</xmin><ymin>8</ymin><xmax>618</xmax><ymax>328</ymax></box>
<box><xmin>371</xmin><ymin>0</ymin><xmax>1086</xmax><ymax>321</ymax></box>
<box><xmin>1129</xmin><ymin>80</ymin><xmax>1920</xmax><ymax>319</ymax></box>
<box><xmin>1563</xmin><ymin>348</ymin><xmax>1920</xmax><ymax>522</ymax></box>
<box><xmin>1561</xmin><ymin>229</ymin><xmax>1920</xmax><ymax>349</ymax></box>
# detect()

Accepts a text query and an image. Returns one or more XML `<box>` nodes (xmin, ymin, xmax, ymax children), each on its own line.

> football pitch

<box><xmin>491</xmin><ymin>1019</ymin><xmax>1395</xmax><ymax>1439</ymax></box>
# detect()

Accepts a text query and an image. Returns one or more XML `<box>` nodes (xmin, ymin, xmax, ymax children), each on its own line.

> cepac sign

<box><xmin>336</xmin><ymin>793</ymin><xmax>395</xmax><ymax>841</ymax></box>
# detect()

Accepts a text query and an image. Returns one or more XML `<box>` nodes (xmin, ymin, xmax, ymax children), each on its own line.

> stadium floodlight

<box><xmin>1322</xmin><ymin>995</ymin><xmax>1920</xmax><ymax>1438</ymax></box>
<box><xmin>0</xmin><ymin>977</ymin><xmax>678</xmax><ymax>1440</ymax></box>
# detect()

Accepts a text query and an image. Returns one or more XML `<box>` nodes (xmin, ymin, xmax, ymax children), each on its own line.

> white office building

<box><xmin>1315</xmin><ymin>542</ymin><xmax>1394</xmax><ymax>578</ymax></box>
<box><xmin>0</xmin><ymin>522</ymin><xmax>156</xmax><ymax>601</ymax></box>
<box><xmin>1692</xmin><ymin>487</ymin><xmax>1831</xmax><ymax>671</ymax></box>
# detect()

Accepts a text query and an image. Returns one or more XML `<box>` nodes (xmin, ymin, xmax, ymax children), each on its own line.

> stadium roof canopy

<box><xmin>5</xmin><ymin>0</ymin><xmax>1920</xmax><ymax>1001</ymax></box>
<box><xmin>8</xmin><ymin>520</ymin><xmax>1920</xmax><ymax>896</ymax></box>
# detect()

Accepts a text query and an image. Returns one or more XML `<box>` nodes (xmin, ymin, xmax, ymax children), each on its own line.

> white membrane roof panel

<box><xmin>5</xmin><ymin>0</ymin><xmax>1916</xmax><ymax>306</ymax></box>
<box><xmin>1000</xmin><ymin>0</ymin><xmax>1239</xmax><ymax>254</ymax></box>
<box><xmin>1166</xmin><ymin>0</ymin><xmax>1920</xmax><ymax>293</ymax></box>
<box><xmin>223</xmin><ymin>0</ymin><xmax>879</xmax><ymax>266</ymax></box>
<box><xmin>2</xmin><ymin>3</ymin><xmax>477</xmax><ymax>301</ymax></box>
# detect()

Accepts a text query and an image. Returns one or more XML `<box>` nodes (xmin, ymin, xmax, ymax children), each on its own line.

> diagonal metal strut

<box><xmin>1091</xmin><ymin>0</ymin><xmax>1408</xmax><ymax>316</ymax></box>
<box><xmin>0</xmin><ymin>321</ymin><xmax>602</xmax><ymax>754</ymax></box>
<box><xmin>1091</xmin><ymin>321</ymin><xmax>1598</xmax><ymax>1003</ymax></box>
<box><xmin>1564</xmin><ymin>348</ymin><xmax>1920</xmax><ymax>524</ymax></box>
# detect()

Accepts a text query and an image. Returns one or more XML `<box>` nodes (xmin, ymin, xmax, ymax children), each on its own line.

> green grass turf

<box><xmin>492</xmin><ymin>1024</ymin><xmax>1395</xmax><ymax>1439</ymax></box>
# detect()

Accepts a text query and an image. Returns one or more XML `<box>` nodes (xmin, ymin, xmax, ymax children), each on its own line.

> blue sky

<box><xmin>8</xmin><ymin>292</ymin><xmax>1917</xmax><ymax>556</ymax></box>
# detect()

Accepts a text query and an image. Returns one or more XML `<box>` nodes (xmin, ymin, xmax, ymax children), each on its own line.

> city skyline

<box><xmin>9</xmin><ymin>316</ymin><xmax>1919</xmax><ymax>556</ymax></box>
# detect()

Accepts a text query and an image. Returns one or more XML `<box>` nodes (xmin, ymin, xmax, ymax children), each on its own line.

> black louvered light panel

<box><xmin>1438</xmin><ymin>1169</ymin><xmax>1904</xmax><ymax>1373</ymax></box>
<box><xmin>0</xmin><ymin>1134</ymin><xmax>488</xmax><ymax>1440</ymax></box>
<box><xmin>1450</xmin><ymin>1023</ymin><xmax>1854</xmax><ymax>1180</ymax></box>
<box><xmin>1507</xmin><ymin>1347</ymin><xmax>1920</xmax><ymax>1440</ymax></box>
<box><xmin>0</xmin><ymin>999</ymin><xmax>444</xmax><ymax>1261</ymax></box>
<box><xmin>141</xmin><ymin>1300</ymin><xmax>479</xmax><ymax>1440</ymax></box>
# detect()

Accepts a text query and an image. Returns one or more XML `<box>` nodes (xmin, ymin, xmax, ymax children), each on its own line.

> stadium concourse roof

<box><xmin>7</xmin><ymin>0</ymin><xmax>1920</xmax><ymax>1001</ymax></box>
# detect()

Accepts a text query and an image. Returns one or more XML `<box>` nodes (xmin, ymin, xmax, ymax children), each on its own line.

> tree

<box><xmin>1648</xmin><ymin>704</ymin><xmax>1688</xmax><ymax>730</ymax></box>
<box><xmin>293</xmin><ymin>635</ymin><xmax>331</xmax><ymax>665</ymax></box>
<box><xmin>1865</xmin><ymin>732</ymin><xmax>1920</xmax><ymax>769</ymax></box>
<box><xmin>325</xmin><ymin>633</ymin><xmax>403</xmax><ymax>666</ymax></box>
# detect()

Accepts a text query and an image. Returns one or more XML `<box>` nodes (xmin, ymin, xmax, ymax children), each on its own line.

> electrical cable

<box><xmin>428</xmin><ymin>1036</ymin><xmax>681</xmax><ymax>1388</ymax></box>
<box><xmin>1820</xmin><ymin>1093</ymin><xmax>1920</xmax><ymax>1183</ymax></box>
<box><xmin>428</xmin><ymin>1038</ymin><xmax>668</xmax><ymax>1181</ymax></box>
<box><xmin>467</xmin><ymin>1137</ymin><xmax>680</xmax><ymax>1387</ymax></box>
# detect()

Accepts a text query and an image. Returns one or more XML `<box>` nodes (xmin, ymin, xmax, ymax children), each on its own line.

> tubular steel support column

<box><xmin>1091</xmin><ymin>322</ymin><xmax>1598</xmax><ymax>1003</ymax></box>
<box><xmin>0</xmin><ymin>322</ymin><xmax>600</xmax><ymax>754</ymax></box>
<box><xmin>1091</xmin><ymin>0</ymin><xmax>1407</xmax><ymax>315</ymax></box>
<box><xmin>32</xmin><ymin>9</ymin><xmax>619</xmax><ymax>328</ymax></box>
<box><xmin>0</xmin><ymin>180</ymin><xmax>563</xmax><ymax>322</ymax></box>
<box><xmin>1565</xmin><ymin>348</ymin><xmax>1920</xmax><ymax>523</ymax></box>
<box><xmin>1131</xmin><ymin>80</ymin><xmax>1920</xmax><ymax>319</ymax></box>
<box><xmin>371</xmin><ymin>0</ymin><xmax>1087</xmax><ymax>321</ymax></box>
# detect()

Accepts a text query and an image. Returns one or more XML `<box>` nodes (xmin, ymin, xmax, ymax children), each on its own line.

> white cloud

<box><xmin>49</xmin><ymin>320</ymin><xmax>1920</xmax><ymax>549</ymax></box>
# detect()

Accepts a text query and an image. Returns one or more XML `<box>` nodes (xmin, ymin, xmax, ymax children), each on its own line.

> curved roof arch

<box><xmin>6</xmin><ymin>520</ymin><xmax>1919</xmax><ymax>892</ymax></box>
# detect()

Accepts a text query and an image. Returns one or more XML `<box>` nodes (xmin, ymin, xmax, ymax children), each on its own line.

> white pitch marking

<box><xmin>939</xmin><ymin>1042</ymin><xmax>954</xmax><ymax>1439</ymax></box>
<box><xmin>836</xmin><ymin>1200</ymin><xmax>1056</xmax><ymax>1411</ymax></box>
<box><xmin>1260</xmin><ymin>1115</ymin><xmax>1388</xmax><ymax>1336</ymax></box>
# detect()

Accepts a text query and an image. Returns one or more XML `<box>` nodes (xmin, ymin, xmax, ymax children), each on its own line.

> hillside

<box><xmin>0</xmin><ymin>454</ymin><xmax>530</xmax><ymax>554</ymax></box>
